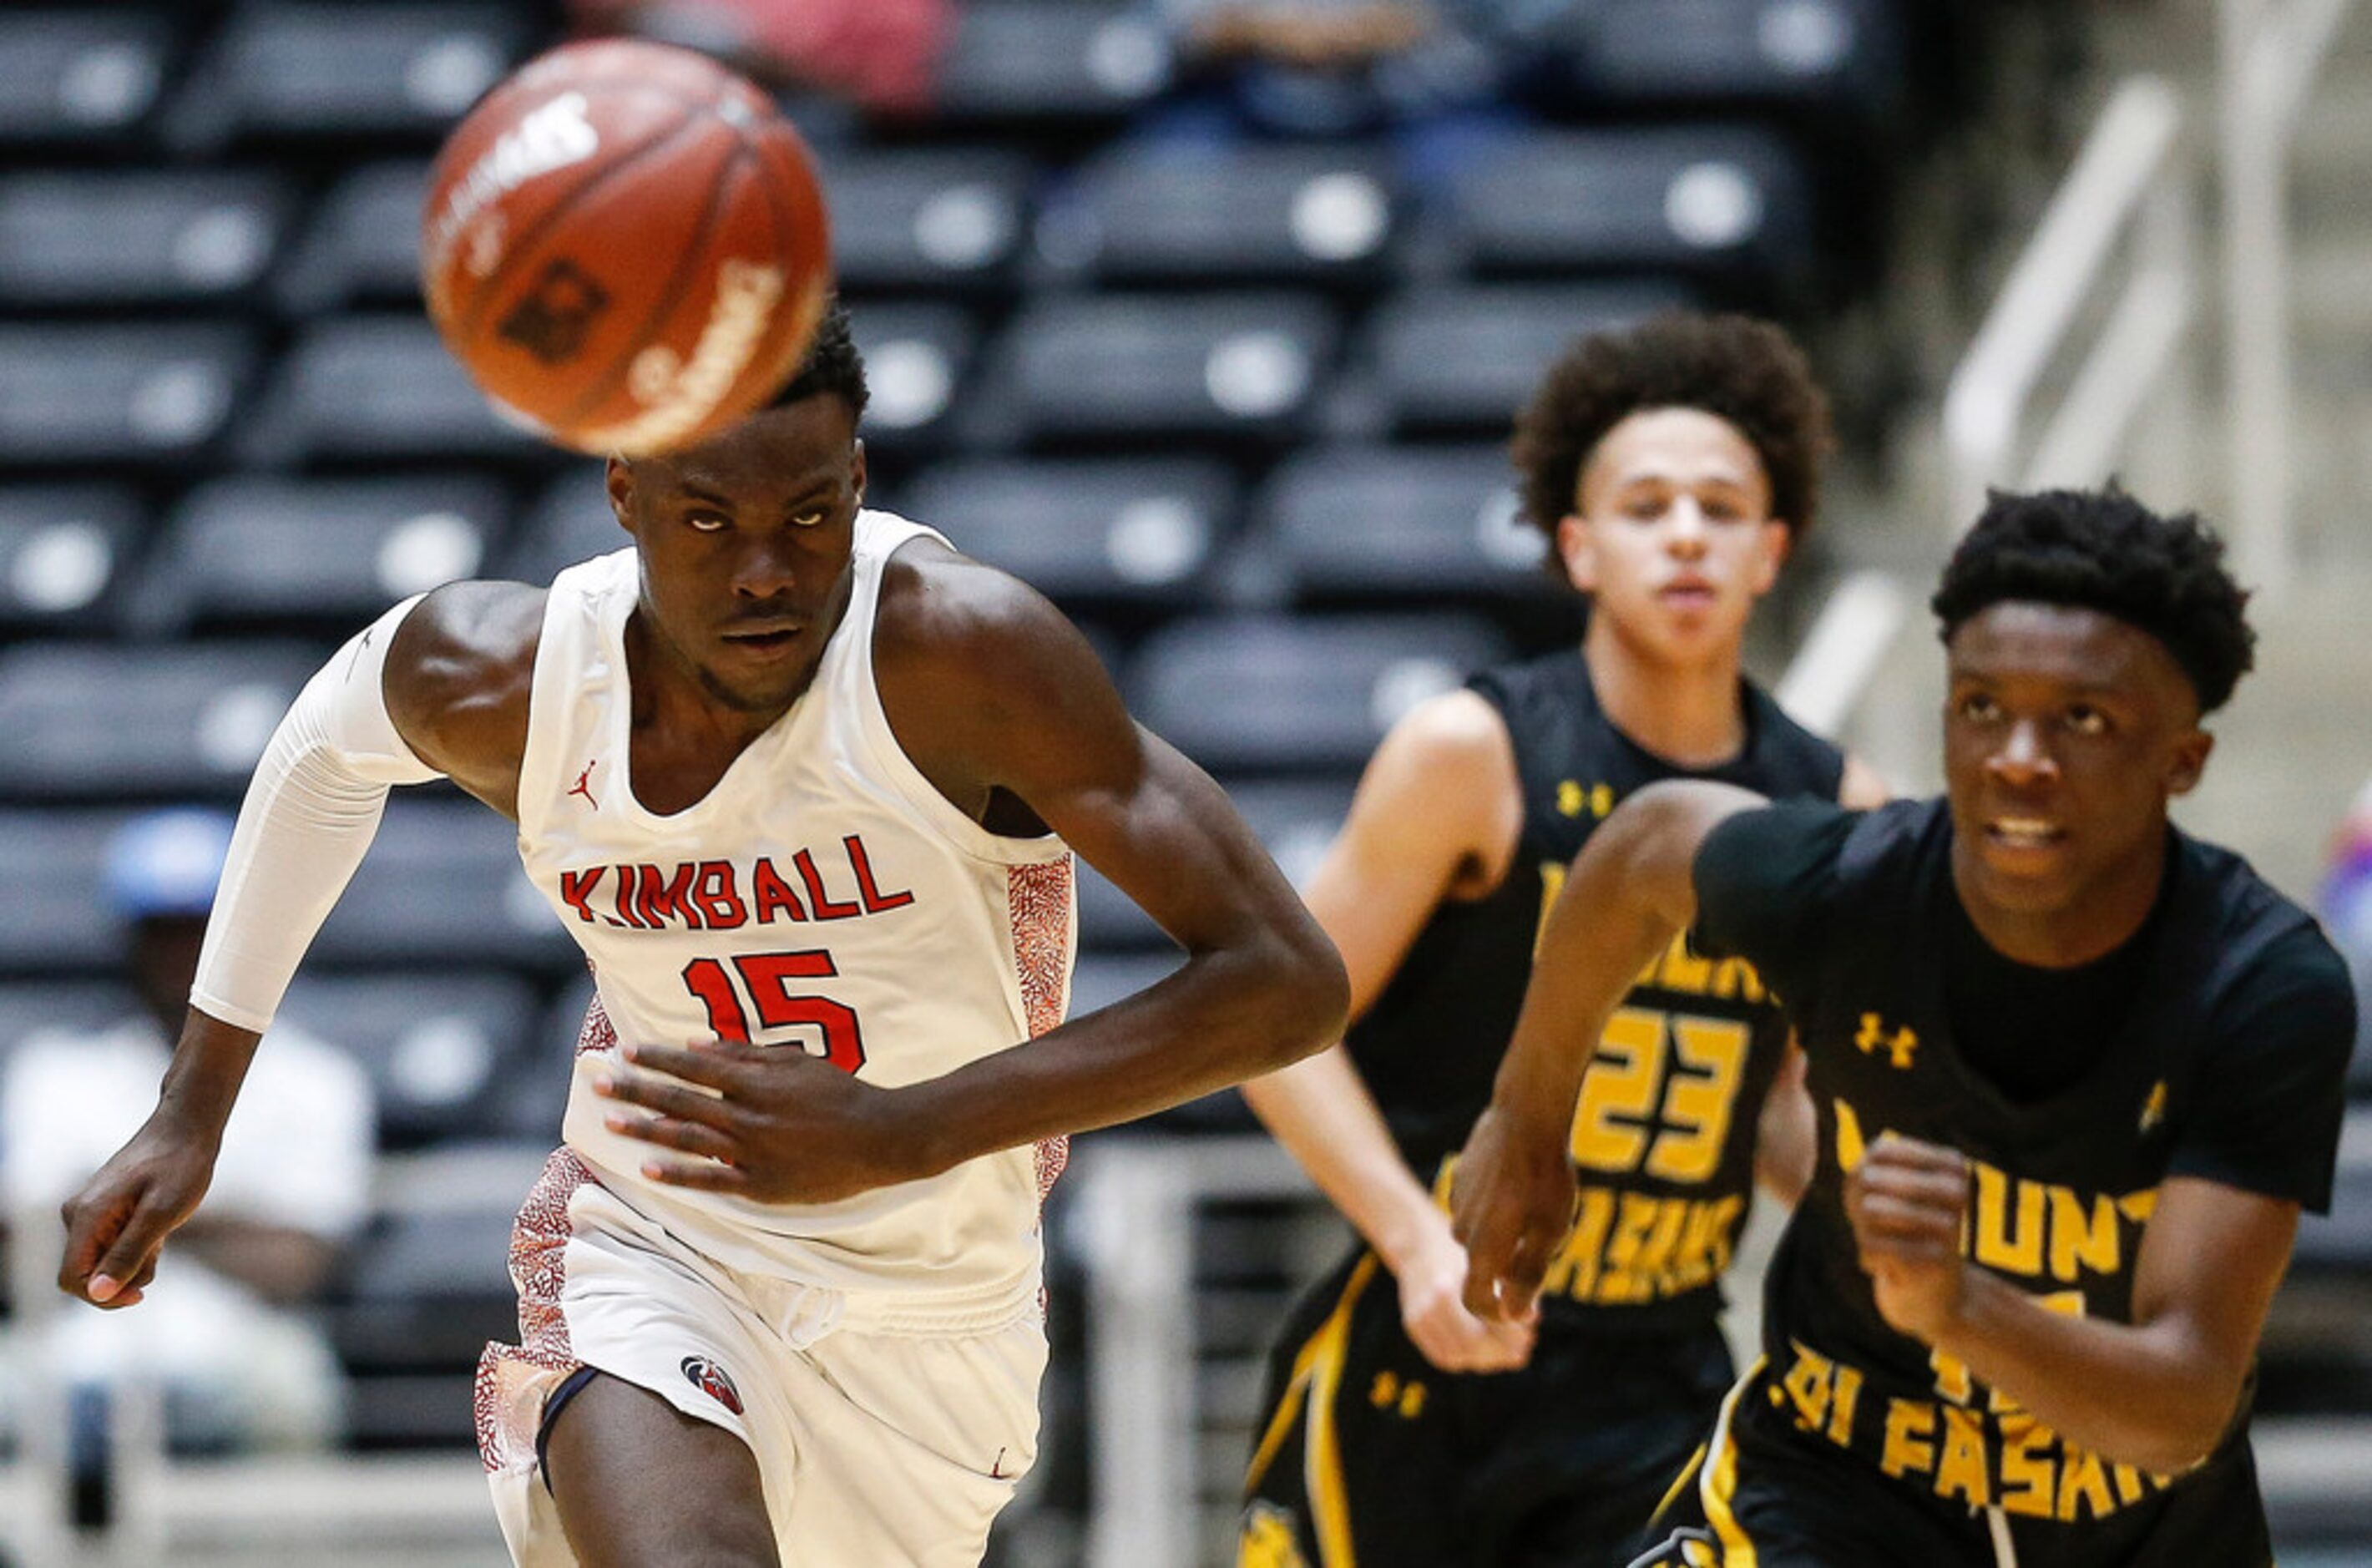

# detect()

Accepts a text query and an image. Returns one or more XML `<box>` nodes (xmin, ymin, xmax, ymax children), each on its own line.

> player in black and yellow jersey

<box><xmin>1455</xmin><ymin>486</ymin><xmax>2354</xmax><ymax>1567</ymax></box>
<box><xmin>1236</xmin><ymin>313</ymin><xmax>1889</xmax><ymax>1568</ymax></box>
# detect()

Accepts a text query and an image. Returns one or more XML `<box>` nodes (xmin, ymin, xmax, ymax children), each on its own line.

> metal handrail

<box><xmin>2222</xmin><ymin>0</ymin><xmax>2355</xmax><ymax>596</ymax></box>
<box><xmin>1941</xmin><ymin>76</ymin><xmax>2192</xmax><ymax>534</ymax></box>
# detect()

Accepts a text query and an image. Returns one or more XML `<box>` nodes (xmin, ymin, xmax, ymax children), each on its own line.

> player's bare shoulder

<box><xmin>384</xmin><ymin>579</ymin><xmax>547</xmax><ymax>817</ymax></box>
<box><xmin>871</xmin><ymin>534</ymin><xmax>1132</xmax><ymax>815</ymax></box>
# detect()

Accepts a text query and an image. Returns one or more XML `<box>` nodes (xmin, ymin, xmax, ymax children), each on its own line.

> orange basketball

<box><xmin>421</xmin><ymin>38</ymin><xmax>832</xmax><ymax>457</ymax></box>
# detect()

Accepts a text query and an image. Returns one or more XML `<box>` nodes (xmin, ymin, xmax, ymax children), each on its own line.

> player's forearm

<box><xmin>898</xmin><ymin>928</ymin><xmax>1348</xmax><ymax>1171</ymax></box>
<box><xmin>1242</xmin><ymin>1046</ymin><xmax>1444</xmax><ymax>1269</ymax></box>
<box><xmin>151</xmin><ymin>1009</ymin><xmax>266</xmax><ymax>1143</ymax></box>
<box><xmin>1930</xmin><ymin>1271</ymin><xmax>2242</xmax><ymax>1473</ymax></box>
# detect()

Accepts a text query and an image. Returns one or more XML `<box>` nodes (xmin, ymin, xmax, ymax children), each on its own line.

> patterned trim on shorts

<box><xmin>475</xmin><ymin>1148</ymin><xmax>598</xmax><ymax>1475</ymax></box>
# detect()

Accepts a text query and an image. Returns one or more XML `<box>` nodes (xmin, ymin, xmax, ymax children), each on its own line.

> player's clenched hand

<box><xmin>1390</xmin><ymin>1208</ymin><xmax>1535</xmax><ymax>1373</ymax></box>
<box><xmin>58</xmin><ymin>1115</ymin><xmax>220</xmax><ymax>1309</ymax></box>
<box><xmin>1844</xmin><ymin>1134</ymin><xmax>1970</xmax><ymax>1342</ymax></box>
<box><xmin>594</xmin><ymin>1037</ymin><xmax>928</xmax><ymax>1205</ymax></box>
<box><xmin>1449</xmin><ymin>1103</ymin><xmax>1573</xmax><ymax>1326</ymax></box>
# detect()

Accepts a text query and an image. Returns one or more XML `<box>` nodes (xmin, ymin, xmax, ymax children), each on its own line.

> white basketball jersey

<box><xmin>513</xmin><ymin>513</ymin><xmax>1075</xmax><ymax>1307</ymax></box>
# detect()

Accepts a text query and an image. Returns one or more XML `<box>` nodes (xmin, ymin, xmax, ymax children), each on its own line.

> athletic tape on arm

<box><xmin>190</xmin><ymin>595</ymin><xmax>446</xmax><ymax>1032</ymax></box>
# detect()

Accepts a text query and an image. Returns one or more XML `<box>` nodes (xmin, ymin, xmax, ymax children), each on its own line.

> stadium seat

<box><xmin>1363</xmin><ymin>281</ymin><xmax>1692</xmax><ymax>436</ymax></box>
<box><xmin>1438</xmin><ymin>124</ymin><xmax>1817</xmax><ymax>301</ymax></box>
<box><xmin>278</xmin><ymin>970</ymin><xmax>546</xmax><ymax>1151</ymax></box>
<box><xmin>0</xmin><ymin>325</ymin><xmax>256</xmax><ymax>467</ymax></box>
<box><xmin>974</xmin><ymin>293</ymin><xmax>1339</xmax><ymax>451</ymax></box>
<box><xmin>274</xmin><ymin>160</ymin><xmax>432</xmax><ymax>316</ymax></box>
<box><xmin>0</xmin><ymin>810</ymin><xmax>134</xmax><ymax>974</ymax></box>
<box><xmin>823</xmin><ymin>149</ymin><xmax>1037</xmax><ymax>297</ymax></box>
<box><xmin>929</xmin><ymin>2</ymin><xmax>1174</xmax><ymax>129</ymax></box>
<box><xmin>503</xmin><ymin>468</ymin><xmax>621</xmax><ymax>589</ymax></box>
<box><xmin>167</xmin><ymin>3</ymin><xmax>529</xmax><ymax>154</ymax></box>
<box><xmin>508</xmin><ymin>974</ymin><xmax>595</xmax><ymax>1141</ymax></box>
<box><xmin>0</xmin><ymin>982</ymin><xmax>140</xmax><ymax>1077</ymax></box>
<box><xmin>903</xmin><ymin>455</ymin><xmax>1238</xmax><ymax>606</ymax></box>
<box><xmin>1040</xmin><ymin>142</ymin><xmax>1402</xmax><ymax>291</ymax></box>
<box><xmin>1130</xmin><ymin>612</ymin><xmax>1508</xmax><ymax>773</ymax></box>
<box><xmin>1549</xmin><ymin>0</ymin><xmax>1905</xmax><ymax>137</ymax></box>
<box><xmin>332</xmin><ymin>1200</ymin><xmax>523</xmax><ymax>1429</ymax></box>
<box><xmin>846</xmin><ymin>302</ymin><xmax>981</xmax><ymax>463</ymax></box>
<box><xmin>235</xmin><ymin>316</ymin><xmax>548</xmax><ymax>467</ymax></box>
<box><xmin>0</xmin><ymin>642</ymin><xmax>322</xmax><ymax>802</ymax></box>
<box><xmin>0</xmin><ymin>10</ymin><xmax>175</xmax><ymax>151</ymax></box>
<box><xmin>1075</xmin><ymin>776</ymin><xmax>1353</xmax><ymax>952</ymax></box>
<box><xmin>1257</xmin><ymin>444</ymin><xmax>1557</xmax><ymax>602</ymax></box>
<box><xmin>312</xmin><ymin>797</ymin><xmax>576</xmax><ymax>975</ymax></box>
<box><xmin>0</xmin><ymin>170</ymin><xmax>293</xmax><ymax>310</ymax></box>
<box><xmin>133</xmin><ymin>473</ymin><xmax>511</xmax><ymax>636</ymax></box>
<box><xmin>0</xmin><ymin>486</ymin><xmax>145</xmax><ymax>636</ymax></box>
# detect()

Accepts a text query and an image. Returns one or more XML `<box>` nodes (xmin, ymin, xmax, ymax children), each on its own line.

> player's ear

<box><xmin>1555</xmin><ymin>513</ymin><xmax>1596</xmax><ymax>594</ymax></box>
<box><xmin>2164</xmin><ymin>726</ymin><xmax>2213</xmax><ymax>797</ymax></box>
<box><xmin>605</xmin><ymin>455</ymin><xmax>635</xmax><ymax>534</ymax></box>
<box><xmin>1751</xmin><ymin>518</ymin><xmax>1791</xmax><ymax>594</ymax></box>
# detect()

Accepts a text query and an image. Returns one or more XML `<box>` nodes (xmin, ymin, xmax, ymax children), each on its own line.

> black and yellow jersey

<box><xmin>1345</xmin><ymin>647</ymin><xmax>1843</xmax><ymax>1333</ymax></box>
<box><xmin>1688</xmin><ymin>797</ymin><xmax>2354</xmax><ymax>1556</ymax></box>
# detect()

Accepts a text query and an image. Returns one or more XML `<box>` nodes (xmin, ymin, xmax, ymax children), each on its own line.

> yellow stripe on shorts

<box><xmin>1698</xmin><ymin>1356</ymin><xmax>1767</xmax><ymax>1568</ymax></box>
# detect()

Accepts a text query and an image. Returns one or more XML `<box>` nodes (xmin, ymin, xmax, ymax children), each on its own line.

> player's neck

<box><xmin>1948</xmin><ymin>831</ymin><xmax>2171</xmax><ymax>969</ymax></box>
<box><xmin>1583</xmin><ymin>614</ymin><xmax>1746</xmax><ymax>770</ymax></box>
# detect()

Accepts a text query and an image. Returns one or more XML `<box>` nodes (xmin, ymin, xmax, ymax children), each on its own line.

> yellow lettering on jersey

<box><xmin>2056</xmin><ymin>1447</ymin><xmax>2117</xmax><ymax>1521</ymax></box>
<box><xmin>1934</xmin><ymin>1405</ymin><xmax>1991</xmax><ymax>1508</ymax></box>
<box><xmin>1782</xmin><ymin>1343</ymin><xmax>1837</xmax><ymax>1434</ymax></box>
<box><xmin>1632</xmin><ymin>932</ymin><xmax>1767</xmax><ymax>1004</ymax></box>
<box><xmin>1570</xmin><ymin>1009</ymin><xmax>1664</xmax><ymax>1171</ymax></box>
<box><xmin>1666</xmin><ymin>1193</ymin><xmax>1744</xmax><ymax>1294</ymax></box>
<box><xmin>1974</xmin><ymin>1162</ymin><xmax>2046</xmax><ymax>1277</ymax></box>
<box><xmin>2118</xmin><ymin>1189</ymin><xmax>2159</xmax><ymax>1225</ymax></box>
<box><xmin>1540</xmin><ymin>1186</ymin><xmax>1616</xmax><ymax>1299</ymax></box>
<box><xmin>1556</xmin><ymin>780</ymin><xmax>1586</xmax><ymax>817</ymax></box>
<box><xmin>2049</xmin><ymin>1189</ymin><xmax>2122</xmax><ymax>1282</ymax></box>
<box><xmin>1929</xmin><ymin>1347</ymin><xmax>1973</xmax><ymax>1407</ymax></box>
<box><xmin>1833</xmin><ymin>1097</ymin><xmax>1868</xmax><ymax>1173</ymax></box>
<box><xmin>1544</xmin><ymin>1189</ymin><xmax>1744</xmax><ymax>1305</ymax></box>
<box><xmin>2112</xmin><ymin>1463</ymin><xmax>2149</xmax><ymax>1506</ymax></box>
<box><xmin>1880</xmin><ymin>1399</ymin><xmax>1936</xmax><ymax>1479</ymax></box>
<box><xmin>1997</xmin><ymin>1414</ymin><xmax>2058</xmax><ymax>1518</ymax></box>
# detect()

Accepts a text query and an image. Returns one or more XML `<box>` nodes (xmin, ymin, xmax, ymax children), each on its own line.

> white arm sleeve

<box><xmin>190</xmin><ymin>595</ymin><xmax>447</xmax><ymax>1033</ymax></box>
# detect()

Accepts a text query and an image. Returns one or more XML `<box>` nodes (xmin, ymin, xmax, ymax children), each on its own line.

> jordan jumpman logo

<box><xmin>568</xmin><ymin>761</ymin><xmax>599</xmax><ymax>809</ymax></box>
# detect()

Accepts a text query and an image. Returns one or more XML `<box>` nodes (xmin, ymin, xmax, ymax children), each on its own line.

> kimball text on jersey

<box><xmin>556</xmin><ymin>834</ymin><xmax>916</xmax><ymax>932</ymax></box>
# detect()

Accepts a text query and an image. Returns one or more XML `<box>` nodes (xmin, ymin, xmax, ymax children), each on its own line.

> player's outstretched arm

<box><xmin>1239</xmin><ymin>693</ymin><xmax>1535</xmax><ymax>1373</ymax></box>
<box><xmin>58</xmin><ymin>583</ymin><xmax>536</xmax><ymax>1308</ymax></box>
<box><xmin>1451</xmin><ymin>778</ymin><xmax>1766</xmax><ymax>1322</ymax></box>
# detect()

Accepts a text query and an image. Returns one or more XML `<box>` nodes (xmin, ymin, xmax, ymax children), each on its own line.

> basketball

<box><xmin>420</xmin><ymin>38</ymin><xmax>832</xmax><ymax>457</ymax></box>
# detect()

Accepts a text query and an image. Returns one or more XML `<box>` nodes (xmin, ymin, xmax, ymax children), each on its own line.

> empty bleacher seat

<box><xmin>1041</xmin><ymin>143</ymin><xmax>1402</xmax><ymax>291</ymax></box>
<box><xmin>0</xmin><ymin>11</ymin><xmax>175</xmax><ymax>150</ymax></box>
<box><xmin>976</xmin><ymin>294</ymin><xmax>1338</xmax><ymax>450</ymax></box>
<box><xmin>508</xmin><ymin>974</ymin><xmax>596</xmax><ymax>1140</ymax></box>
<box><xmin>0</xmin><ymin>486</ymin><xmax>144</xmax><ymax>636</ymax></box>
<box><xmin>0</xmin><ymin>643</ymin><xmax>321</xmax><ymax>802</ymax></box>
<box><xmin>133</xmin><ymin>473</ymin><xmax>510</xmax><ymax>635</ymax></box>
<box><xmin>823</xmin><ymin>149</ymin><xmax>1036</xmax><ymax>296</ymax></box>
<box><xmin>1439</xmin><ymin>125</ymin><xmax>1816</xmax><ymax>301</ymax></box>
<box><xmin>236</xmin><ymin>316</ymin><xmax>547</xmax><ymax>467</ymax></box>
<box><xmin>168</xmin><ymin>3</ymin><xmax>529</xmax><ymax>154</ymax></box>
<box><xmin>1553</xmin><ymin>0</ymin><xmax>1905</xmax><ymax>135</ymax></box>
<box><xmin>1365</xmin><ymin>281</ymin><xmax>1691</xmax><ymax>436</ymax></box>
<box><xmin>905</xmin><ymin>455</ymin><xmax>1238</xmax><ymax>606</ymax></box>
<box><xmin>929</xmin><ymin>2</ymin><xmax>1174</xmax><ymax>129</ymax></box>
<box><xmin>0</xmin><ymin>171</ymin><xmax>292</xmax><ymax>310</ymax></box>
<box><xmin>275</xmin><ymin>161</ymin><xmax>432</xmax><ymax>316</ymax></box>
<box><xmin>1130</xmin><ymin>613</ymin><xmax>1509</xmax><ymax>773</ymax></box>
<box><xmin>279</xmin><ymin>970</ymin><xmax>546</xmax><ymax>1150</ymax></box>
<box><xmin>0</xmin><ymin>811</ymin><xmax>134</xmax><ymax>974</ymax></box>
<box><xmin>847</xmin><ymin>302</ymin><xmax>981</xmax><ymax>463</ymax></box>
<box><xmin>503</xmin><ymin>468</ymin><xmax>622</xmax><ymax>589</ymax></box>
<box><xmin>0</xmin><ymin>325</ymin><xmax>255</xmax><ymax>466</ymax></box>
<box><xmin>1258</xmin><ymin>445</ymin><xmax>1555</xmax><ymax>601</ymax></box>
<box><xmin>333</xmin><ymin>1197</ymin><xmax>525</xmax><ymax>1444</ymax></box>
<box><xmin>313</xmin><ymin>798</ymin><xmax>574</xmax><ymax>974</ymax></box>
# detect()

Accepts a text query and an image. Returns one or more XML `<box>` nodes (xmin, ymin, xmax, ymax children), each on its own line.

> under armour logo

<box><xmin>1854</xmin><ymin>1011</ymin><xmax>1919</xmax><ymax>1070</ymax></box>
<box><xmin>567</xmin><ymin>761</ymin><xmax>599</xmax><ymax>810</ymax></box>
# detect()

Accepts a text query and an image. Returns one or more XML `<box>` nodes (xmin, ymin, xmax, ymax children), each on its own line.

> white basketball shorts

<box><xmin>476</xmin><ymin>1150</ymin><xmax>1047</xmax><ymax>1567</ymax></box>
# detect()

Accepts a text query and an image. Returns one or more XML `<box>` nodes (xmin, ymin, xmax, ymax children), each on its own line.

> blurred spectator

<box><xmin>1146</xmin><ymin>0</ymin><xmax>1508</xmax><ymax>139</ymax></box>
<box><xmin>0</xmin><ymin>810</ymin><xmax>374</xmax><ymax>1516</ymax></box>
<box><xmin>570</xmin><ymin>0</ymin><xmax>952</xmax><ymax>115</ymax></box>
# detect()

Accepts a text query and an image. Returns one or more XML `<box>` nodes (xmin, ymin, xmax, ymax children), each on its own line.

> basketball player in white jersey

<box><xmin>56</xmin><ymin>302</ymin><xmax>1350</xmax><ymax>1567</ymax></box>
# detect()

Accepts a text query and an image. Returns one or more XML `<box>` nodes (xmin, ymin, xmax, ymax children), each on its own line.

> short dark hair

<box><xmin>767</xmin><ymin>296</ymin><xmax>867</xmax><ymax>422</ymax></box>
<box><xmin>1510</xmin><ymin>311</ymin><xmax>1833</xmax><ymax>544</ymax></box>
<box><xmin>1930</xmin><ymin>485</ymin><xmax>2255</xmax><ymax>713</ymax></box>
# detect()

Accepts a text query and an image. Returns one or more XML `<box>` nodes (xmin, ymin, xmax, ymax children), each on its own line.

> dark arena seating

<box><xmin>39</xmin><ymin>8</ymin><xmax>2358</xmax><ymax>1566</ymax></box>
